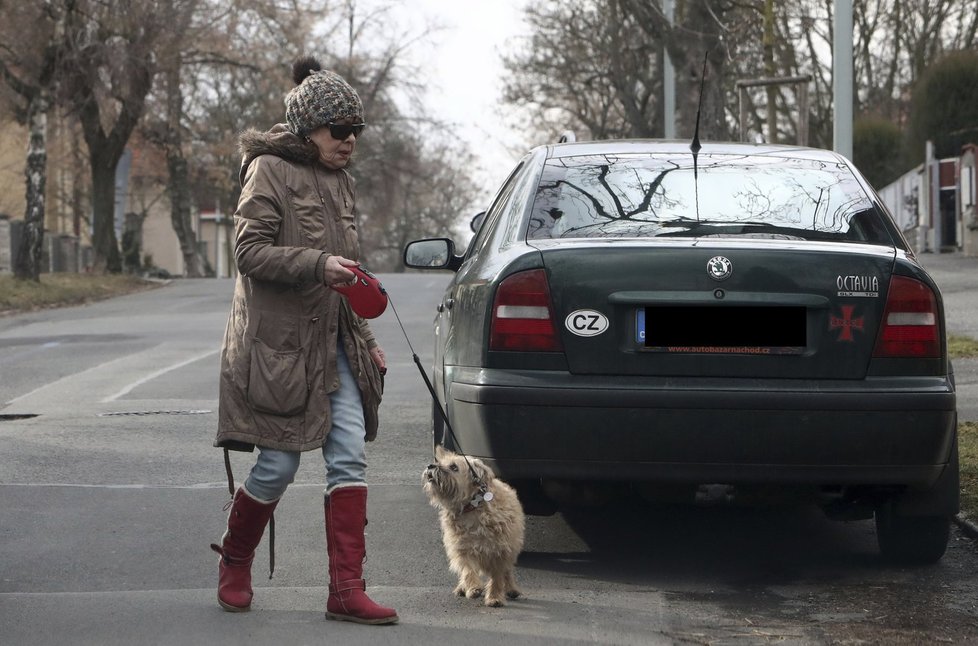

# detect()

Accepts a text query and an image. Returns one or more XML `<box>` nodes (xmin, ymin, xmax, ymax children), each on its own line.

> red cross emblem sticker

<box><xmin>829</xmin><ymin>305</ymin><xmax>864</xmax><ymax>342</ymax></box>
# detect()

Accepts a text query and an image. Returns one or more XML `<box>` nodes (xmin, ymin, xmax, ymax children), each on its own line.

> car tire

<box><xmin>875</xmin><ymin>507</ymin><xmax>950</xmax><ymax>565</ymax></box>
<box><xmin>431</xmin><ymin>400</ymin><xmax>456</xmax><ymax>453</ymax></box>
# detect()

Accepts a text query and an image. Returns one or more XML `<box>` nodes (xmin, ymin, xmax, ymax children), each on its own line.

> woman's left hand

<box><xmin>370</xmin><ymin>345</ymin><xmax>387</xmax><ymax>376</ymax></box>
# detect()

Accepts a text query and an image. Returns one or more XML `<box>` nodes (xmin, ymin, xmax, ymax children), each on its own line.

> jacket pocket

<box><xmin>247</xmin><ymin>338</ymin><xmax>309</xmax><ymax>416</ymax></box>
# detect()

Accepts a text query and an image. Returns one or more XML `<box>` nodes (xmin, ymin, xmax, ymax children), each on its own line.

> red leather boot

<box><xmin>324</xmin><ymin>486</ymin><xmax>399</xmax><ymax>625</ymax></box>
<box><xmin>210</xmin><ymin>487</ymin><xmax>278</xmax><ymax>612</ymax></box>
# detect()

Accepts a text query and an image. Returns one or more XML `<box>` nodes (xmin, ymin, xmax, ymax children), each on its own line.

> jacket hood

<box><xmin>237</xmin><ymin>124</ymin><xmax>320</xmax><ymax>186</ymax></box>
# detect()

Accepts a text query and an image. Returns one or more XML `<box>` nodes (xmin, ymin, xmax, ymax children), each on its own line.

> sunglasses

<box><xmin>327</xmin><ymin>122</ymin><xmax>366</xmax><ymax>140</ymax></box>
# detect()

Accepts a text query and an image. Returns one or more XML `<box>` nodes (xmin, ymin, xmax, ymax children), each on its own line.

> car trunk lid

<box><xmin>531</xmin><ymin>239</ymin><xmax>897</xmax><ymax>379</ymax></box>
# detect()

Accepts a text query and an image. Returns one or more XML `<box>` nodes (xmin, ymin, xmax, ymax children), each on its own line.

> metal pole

<box><xmin>833</xmin><ymin>0</ymin><xmax>853</xmax><ymax>159</ymax></box>
<box><xmin>663</xmin><ymin>0</ymin><xmax>675</xmax><ymax>139</ymax></box>
<box><xmin>798</xmin><ymin>81</ymin><xmax>809</xmax><ymax>145</ymax></box>
<box><xmin>739</xmin><ymin>86</ymin><xmax>747</xmax><ymax>142</ymax></box>
<box><xmin>927</xmin><ymin>140</ymin><xmax>940</xmax><ymax>252</ymax></box>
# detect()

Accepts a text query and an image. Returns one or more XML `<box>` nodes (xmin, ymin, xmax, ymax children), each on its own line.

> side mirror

<box><xmin>470</xmin><ymin>211</ymin><xmax>487</xmax><ymax>234</ymax></box>
<box><xmin>404</xmin><ymin>238</ymin><xmax>460</xmax><ymax>271</ymax></box>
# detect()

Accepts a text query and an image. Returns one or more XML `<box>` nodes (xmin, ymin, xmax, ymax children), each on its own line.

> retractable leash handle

<box><xmin>329</xmin><ymin>265</ymin><xmax>388</xmax><ymax>319</ymax></box>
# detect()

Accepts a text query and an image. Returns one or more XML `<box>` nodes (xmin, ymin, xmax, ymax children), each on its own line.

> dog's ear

<box><xmin>470</xmin><ymin>459</ymin><xmax>494</xmax><ymax>485</ymax></box>
<box><xmin>434</xmin><ymin>444</ymin><xmax>449</xmax><ymax>462</ymax></box>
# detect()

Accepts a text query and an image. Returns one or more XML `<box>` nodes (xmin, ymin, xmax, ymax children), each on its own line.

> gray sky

<box><xmin>408</xmin><ymin>0</ymin><xmax>529</xmax><ymax>204</ymax></box>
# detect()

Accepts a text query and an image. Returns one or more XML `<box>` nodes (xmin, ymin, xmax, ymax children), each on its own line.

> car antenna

<box><xmin>690</xmin><ymin>52</ymin><xmax>708</xmax><ymax>156</ymax></box>
<box><xmin>690</xmin><ymin>52</ymin><xmax>709</xmax><ymax>221</ymax></box>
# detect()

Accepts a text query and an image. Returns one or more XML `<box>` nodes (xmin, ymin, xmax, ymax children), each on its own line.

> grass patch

<box><xmin>951</xmin><ymin>336</ymin><xmax>978</xmax><ymax>520</ymax></box>
<box><xmin>0</xmin><ymin>273</ymin><xmax>161</xmax><ymax>315</ymax></box>
<box><xmin>960</xmin><ymin>422</ymin><xmax>978</xmax><ymax>521</ymax></box>
<box><xmin>949</xmin><ymin>334</ymin><xmax>978</xmax><ymax>359</ymax></box>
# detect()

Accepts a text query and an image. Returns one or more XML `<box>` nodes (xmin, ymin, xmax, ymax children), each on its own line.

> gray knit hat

<box><xmin>285</xmin><ymin>56</ymin><xmax>364</xmax><ymax>137</ymax></box>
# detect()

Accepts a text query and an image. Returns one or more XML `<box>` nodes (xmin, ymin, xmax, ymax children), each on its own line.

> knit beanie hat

<box><xmin>285</xmin><ymin>56</ymin><xmax>364</xmax><ymax>137</ymax></box>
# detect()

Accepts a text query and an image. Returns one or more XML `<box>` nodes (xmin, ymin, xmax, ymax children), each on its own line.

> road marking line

<box><xmin>101</xmin><ymin>348</ymin><xmax>220</xmax><ymax>402</ymax></box>
<box><xmin>5</xmin><ymin>351</ymin><xmax>132</xmax><ymax>405</ymax></box>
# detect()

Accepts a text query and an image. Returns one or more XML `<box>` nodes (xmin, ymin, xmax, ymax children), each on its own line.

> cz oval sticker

<box><xmin>565</xmin><ymin>310</ymin><xmax>609</xmax><ymax>337</ymax></box>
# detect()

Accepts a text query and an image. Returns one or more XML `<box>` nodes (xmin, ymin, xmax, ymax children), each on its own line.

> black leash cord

<box><xmin>386</xmin><ymin>293</ymin><xmax>485</xmax><ymax>486</ymax></box>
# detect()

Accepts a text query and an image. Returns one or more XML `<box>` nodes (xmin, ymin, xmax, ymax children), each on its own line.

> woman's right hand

<box><xmin>323</xmin><ymin>255</ymin><xmax>358</xmax><ymax>287</ymax></box>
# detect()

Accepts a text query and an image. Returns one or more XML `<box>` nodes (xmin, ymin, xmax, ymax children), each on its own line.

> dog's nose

<box><xmin>427</xmin><ymin>464</ymin><xmax>437</xmax><ymax>470</ymax></box>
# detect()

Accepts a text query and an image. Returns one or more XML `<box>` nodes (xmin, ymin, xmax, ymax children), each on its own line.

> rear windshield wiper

<box><xmin>656</xmin><ymin>220</ymin><xmax>822</xmax><ymax>239</ymax></box>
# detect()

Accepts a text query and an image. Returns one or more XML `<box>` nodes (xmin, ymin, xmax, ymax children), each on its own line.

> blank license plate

<box><xmin>636</xmin><ymin>306</ymin><xmax>806</xmax><ymax>353</ymax></box>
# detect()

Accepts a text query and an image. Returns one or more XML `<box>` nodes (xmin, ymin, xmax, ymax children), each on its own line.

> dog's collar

<box><xmin>461</xmin><ymin>487</ymin><xmax>494</xmax><ymax>514</ymax></box>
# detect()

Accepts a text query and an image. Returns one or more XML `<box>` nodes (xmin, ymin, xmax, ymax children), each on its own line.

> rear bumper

<box><xmin>445</xmin><ymin>368</ymin><xmax>957</xmax><ymax>489</ymax></box>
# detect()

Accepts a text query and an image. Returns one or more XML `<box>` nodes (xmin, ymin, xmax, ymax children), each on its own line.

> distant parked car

<box><xmin>404</xmin><ymin>138</ymin><xmax>958</xmax><ymax>564</ymax></box>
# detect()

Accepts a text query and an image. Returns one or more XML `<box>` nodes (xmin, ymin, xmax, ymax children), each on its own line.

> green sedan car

<box><xmin>403</xmin><ymin>139</ymin><xmax>958</xmax><ymax>565</ymax></box>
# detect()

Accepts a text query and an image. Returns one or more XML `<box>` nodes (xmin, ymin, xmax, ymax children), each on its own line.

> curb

<box><xmin>953</xmin><ymin>514</ymin><xmax>978</xmax><ymax>541</ymax></box>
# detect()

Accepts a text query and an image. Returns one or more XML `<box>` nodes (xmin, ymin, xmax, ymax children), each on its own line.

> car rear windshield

<box><xmin>526</xmin><ymin>152</ymin><xmax>893</xmax><ymax>244</ymax></box>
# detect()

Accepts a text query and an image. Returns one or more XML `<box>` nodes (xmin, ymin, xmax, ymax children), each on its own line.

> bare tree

<box><xmin>502</xmin><ymin>0</ymin><xmax>757</xmax><ymax>147</ymax></box>
<box><xmin>60</xmin><ymin>0</ymin><xmax>164</xmax><ymax>273</ymax></box>
<box><xmin>152</xmin><ymin>0</ymin><xmax>207</xmax><ymax>277</ymax></box>
<box><xmin>0</xmin><ymin>1</ymin><xmax>66</xmax><ymax>281</ymax></box>
<box><xmin>502</xmin><ymin>0</ymin><xmax>662</xmax><ymax>140</ymax></box>
<box><xmin>502</xmin><ymin>0</ymin><xmax>975</xmax><ymax>162</ymax></box>
<box><xmin>321</xmin><ymin>0</ymin><xmax>481</xmax><ymax>270</ymax></box>
<box><xmin>141</xmin><ymin>0</ymin><xmax>323</xmax><ymax>277</ymax></box>
<box><xmin>778</xmin><ymin>0</ymin><xmax>978</xmax><ymax>148</ymax></box>
<box><xmin>618</xmin><ymin>0</ymin><xmax>753</xmax><ymax>141</ymax></box>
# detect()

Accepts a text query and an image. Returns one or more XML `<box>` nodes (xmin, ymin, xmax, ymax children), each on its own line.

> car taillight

<box><xmin>873</xmin><ymin>275</ymin><xmax>940</xmax><ymax>358</ymax></box>
<box><xmin>490</xmin><ymin>269</ymin><xmax>562</xmax><ymax>352</ymax></box>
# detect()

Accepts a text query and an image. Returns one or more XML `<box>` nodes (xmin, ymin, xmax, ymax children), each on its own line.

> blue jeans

<box><xmin>243</xmin><ymin>341</ymin><xmax>368</xmax><ymax>501</ymax></box>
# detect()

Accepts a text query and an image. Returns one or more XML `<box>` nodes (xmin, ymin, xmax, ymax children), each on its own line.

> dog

<box><xmin>422</xmin><ymin>446</ymin><xmax>525</xmax><ymax>607</ymax></box>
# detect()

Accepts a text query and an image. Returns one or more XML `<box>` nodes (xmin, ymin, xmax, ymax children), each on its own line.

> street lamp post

<box><xmin>663</xmin><ymin>0</ymin><xmax>675</xmax><ymax>139</ymax></box>
<box><xmin>833</xmin><ymin>0</ymin><xmax>853</xmax><ymax>160</ymax></box>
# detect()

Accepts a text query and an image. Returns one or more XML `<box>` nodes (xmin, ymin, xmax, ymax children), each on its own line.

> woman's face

<box><xmin>307</xmin><ymin>118</ymin><xmax>361</xmax><ymax>169</ymax></box>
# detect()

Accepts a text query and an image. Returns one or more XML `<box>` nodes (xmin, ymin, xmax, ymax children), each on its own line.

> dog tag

<box><xmin>482</xmin><ymin>491</ymin><xmax>494</xmax><ymax>502</ymax></box>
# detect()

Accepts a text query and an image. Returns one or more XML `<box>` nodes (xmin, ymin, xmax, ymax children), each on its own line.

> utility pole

<box><xmin>763</xmin><ymin>0</ymin><xmax>776</xmax><ymax>143</ymax></box>
<box><xmin>662</xmin><ymin>0</ymin><xmax>675</xmax><ymax>139</ymax></box>
<box><xmin>833</xmin><ymin>0</ymin><xmax>853</xmax><ymax>159</ymax></box>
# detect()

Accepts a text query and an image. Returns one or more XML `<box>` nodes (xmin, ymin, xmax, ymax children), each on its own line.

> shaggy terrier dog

<box><xmin>422</xmin><ymin>447</ymin><xmax>525</xmax><ymax>607</ymax></box>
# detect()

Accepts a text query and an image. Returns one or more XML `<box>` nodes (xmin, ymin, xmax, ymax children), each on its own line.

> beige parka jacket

<box><xmin>214</xmin><ymin>125</ymin><xmax>383</xmax><ymax>453</ymax></box>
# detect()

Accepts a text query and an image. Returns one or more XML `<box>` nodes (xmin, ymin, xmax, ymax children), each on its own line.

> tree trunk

<box><xmin>121</xmin><ymin>211</ymin><xmax>145</xmax><ymax>274</ymax></box>
<box><xmin>167</xmin><ymin>153</ymin><xmax>206</xmax><ymax>276</ymax></box>
<box><xmin>164</xmin><ymin>67</ymin><xmax>206</xmax><ymax>277</ymax></box>
<box><xmin>89</xmin><ymin>153</ymin><xmax>122</xmax><ymax>274</ymax></box>
<box><xmin>69</xmin><ymin>0</ymin><xmax>154</xmax><ymax>275</ymax></box>
<box><xmin>14</xmin><ymin>90</ymin><xmax>49</xmax><ymax>281</ymax></box>
<box><xmin>632</xmin><ymin>0</ymin><xmax>728</xmax><ymax>142</ymax></box>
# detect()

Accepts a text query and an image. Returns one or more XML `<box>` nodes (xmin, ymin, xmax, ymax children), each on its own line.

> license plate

<box><xmin>636</xmin><ymin>306</ymin><xmax>806</xmax><ymax>354</ymax></box>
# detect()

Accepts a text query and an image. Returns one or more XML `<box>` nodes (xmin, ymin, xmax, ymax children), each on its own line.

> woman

<box><xmin>209</xmin><ymin>56</ymin><xmax>396</xmax><ymax>626</ymax></box>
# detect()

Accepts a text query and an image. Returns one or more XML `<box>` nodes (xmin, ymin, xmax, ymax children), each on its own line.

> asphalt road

<box><xmin>2</xmin><ymin>266</ymin><xmax>978</xmax><ymax>645</ymax></box>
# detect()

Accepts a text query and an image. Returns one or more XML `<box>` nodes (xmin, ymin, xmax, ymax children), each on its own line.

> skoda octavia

<box><xmin>404</xmin><ymin>139</ymin><xmax>958</xmax><ymax>564</ymax></box>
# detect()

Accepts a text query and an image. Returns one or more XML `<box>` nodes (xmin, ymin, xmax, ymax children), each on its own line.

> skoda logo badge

<box><xmin>707</xmin><ymin>256</ymin><xmax>732</xmax><ymax>281</ymax></box>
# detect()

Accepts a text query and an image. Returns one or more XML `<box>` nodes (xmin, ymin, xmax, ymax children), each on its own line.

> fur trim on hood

<box><xmin>237</xmin><ymin>124</ymin><xmax>320</xmax><ymax>186</ymax></box>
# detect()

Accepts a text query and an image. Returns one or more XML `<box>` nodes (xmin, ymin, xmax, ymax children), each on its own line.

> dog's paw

<box><xmin>506</xmin><ymin>589</ymin><xmax>522</xmax><ymax>599</ymax></box>
<box><xmin>454</xmin><ymin>584</ymin><xmax>483</xmax><ymax>598</ymax></box>
<box><xmin>484</xmin><ymin>596</ymin><xmax>505</xmax><ymax>608</ymax></box>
